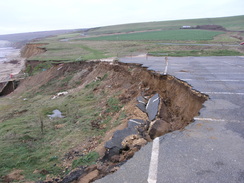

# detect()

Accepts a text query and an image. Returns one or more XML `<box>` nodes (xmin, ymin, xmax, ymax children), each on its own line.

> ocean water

<box><xmin>0</xmin><ymin>40</ymin><xmax>18</xmax><ymax>62</ymax></box>
<box><xmin>0</xmin><ymin>47</ymin><xmax>17</xmax><ymax>62</ymax></box>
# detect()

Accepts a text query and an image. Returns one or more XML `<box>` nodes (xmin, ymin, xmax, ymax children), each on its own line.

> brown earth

<box><xmin>20</xmin><ymin>43</ymin><xmax>47</xmax><ymax>58</ymax></box>
<box><xmin>9</xmin><ymin>60</ymin><xmax>208</xmax><ymax>183</ymax></box>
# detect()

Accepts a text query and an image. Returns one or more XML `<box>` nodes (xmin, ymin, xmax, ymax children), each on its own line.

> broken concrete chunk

<box><xmin>146</xmin><ymin>93</ymin><xmax>160</xmax><ymax>121</ymax></box>
<box><xmin>136</xmin><ymin>96</ymin><xmax>147</xmax><ymax>113</ymax></box>
<box><xmin>149</xmin><ymin>120</ymin><xmax>171</xmax><ymax>139</ymax></box>
<box><xmin>47</xmin><ymin>109</ymin><xmax>64</xmax><ymax>119</ymax></box>
<box><xmin>136</xmin><ymin>103</ymin><xmax>146</xmax><ymax>113</ymax></box>
<box><xmin>137</xmin><ymin>96</ymin><xmax>146</xmax><ymax>104</ymax></box>
<box><xmin>127</xmin><ymin>119</ymin><xmax>145</xmax><ymax>129</ymax></box>
<box><xmin>104</xmin><ymin>119</ymin><xmax>146</xmax><ymax>159</ymax></box>
<box><xmin>105</xmin><ymin>128</ymin><xmax>136</xmax><ymax>150</ymax></box>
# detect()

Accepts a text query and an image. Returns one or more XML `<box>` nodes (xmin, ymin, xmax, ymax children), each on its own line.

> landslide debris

<box><xmin>1</xmin><ymin>60</ymin><xmax>208</xmax><ymax>183</ymax></box>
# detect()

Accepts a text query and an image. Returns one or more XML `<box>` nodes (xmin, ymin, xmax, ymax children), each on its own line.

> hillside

<box><xmin>86</xmin><ymin>15</ymin><xmax>244</xmax><ymax>36</ymax></box>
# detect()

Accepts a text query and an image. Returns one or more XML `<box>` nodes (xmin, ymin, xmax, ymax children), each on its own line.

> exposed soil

<box><xmin>8</xmin><ymin>60</ymin><xmax>208</xmax><ymax>183</ymax></box>
<box><xmin>20</xmin><ymin>43</ymin><xmax>47</xmax><ymax>58</ymax></box>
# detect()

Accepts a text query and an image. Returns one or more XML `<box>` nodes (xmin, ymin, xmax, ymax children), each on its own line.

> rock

<box><xmin>121</xmin><ymin>134</ymin><xmax>147</xmax><ymax>149</ymax></box>
<box><xmin>149</xmin><ymin>120</ymin><xmax>171</xmax><ymax>139</ymax></box>
<box><xmin>146</xmin><ymin>93</ymin><xmax>160</xmax><ymax>121</ymax></box>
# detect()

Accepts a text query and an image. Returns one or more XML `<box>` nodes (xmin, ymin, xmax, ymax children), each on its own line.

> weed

<box><xmin>32</xmin><ymin>62</ymin><xmax>52</xmax><ymax>75</ymax></box>
<box><xmin>106</xmin><ymin>97</ymin><xmax>122</xmax><ymax>113</ymax></box>
<box><xmin>72</xmin><ymin>152</ymin><xmax>99</xmax><ymax>168</ymax></box>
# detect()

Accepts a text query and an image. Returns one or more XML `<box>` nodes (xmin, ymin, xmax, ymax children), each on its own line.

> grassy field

<box><xmin>86</xmin><ymin>15</ymin><xmax>244</xmax><ymax>35</ymax></box>
<box><xmin>25</xmin><ymin>15</ymin><xmax>244</xmax><ymax>62</ymax></box>
<box><xmin>82</xmin><ymin>30</ymin><xmax>224</xmax><ymax>41</ymax></box>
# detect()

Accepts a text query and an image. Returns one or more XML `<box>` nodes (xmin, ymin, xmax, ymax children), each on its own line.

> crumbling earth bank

<box><xmin>13</xmin><ymin>61</ymin><xmax>208</xmax><ymax>183</ymax></box>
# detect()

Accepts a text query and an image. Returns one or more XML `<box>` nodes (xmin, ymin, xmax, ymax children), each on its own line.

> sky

<box><xmin>0</xmin><ymin>0</ymin><xmax>243</xmax><ymax>35</ymax></box>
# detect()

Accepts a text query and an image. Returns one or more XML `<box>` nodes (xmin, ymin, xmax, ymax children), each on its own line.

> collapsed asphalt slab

<box><xmin>94</xmin><ymin>56</ymin><xmax>244</xmax><ymax>183</ymax></box>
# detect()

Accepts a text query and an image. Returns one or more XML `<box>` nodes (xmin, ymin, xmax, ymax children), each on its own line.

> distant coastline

<box><xmin>0</xmin><ymin>42</ymin><xmax>25</xmax><ymax>81</ymax></box>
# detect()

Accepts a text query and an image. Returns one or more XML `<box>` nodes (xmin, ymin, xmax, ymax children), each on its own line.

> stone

<box><xmin>146</xmin><ymin>93</ymin><xmax>160</xmax><ymax>121</ymax></box>
<box><xmin>149</xmin><ymin>120</ymin><xmax>171</xmax><ymax>139</ymax></box>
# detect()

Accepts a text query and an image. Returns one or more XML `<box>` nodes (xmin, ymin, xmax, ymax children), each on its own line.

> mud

<box><xmin>13</xmin><ymin>60</ymin><xmax>208</xmax><ymax>183</ymax></box>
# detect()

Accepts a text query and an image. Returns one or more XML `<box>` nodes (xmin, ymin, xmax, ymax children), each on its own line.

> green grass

<box><xmin>27</xmin><ymin>15</ymin><xmax>244</xmax><ymax>62</ymax></box>
<box><xmin>86</xmin><ymin>15</ymin><xmax>244</xmax><ymax>35</ymax></box>
<box><xmin>148</xmin><ymin>49</ymin><xmax>243</xmax><ymax>57</ymax></box>
<box><xmin>0</xmin><ymin>70</ymin><xmax>125</xmax><ymax>181</ymax></box>
<box><xmin>72</xmin><ymin>152</ymin><xmax>99</xmax><ymax>168</ymax></box>
<box><xmin>82</xmin><ymin>30</ymin><xmax>224</xmax><ymax>41</ymax></box>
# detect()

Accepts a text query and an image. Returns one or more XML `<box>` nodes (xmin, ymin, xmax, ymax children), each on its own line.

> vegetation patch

<box><xmin>72</xmin><ymin>152</ymin><xmax>99</xmax><ymax>168</ymax></box>
<box><xmin>82</xmin><ymin>30</ymin><xmax>224</xmax><ymax>41</ymax></box>
<box><xmin>148</xmin><ymin>49</ymin><xmax>243</xmax><ymax>57</ymax></box>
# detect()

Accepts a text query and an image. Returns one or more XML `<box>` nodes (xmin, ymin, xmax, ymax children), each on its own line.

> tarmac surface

<box><xmin>95</xmin><ymin>56</ymin><xmax>244</xmax><ymax>183</ymax></box>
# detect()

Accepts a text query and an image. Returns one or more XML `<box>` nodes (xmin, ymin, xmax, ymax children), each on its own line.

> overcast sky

<box><xmin>0</xmin><ymin>0</ymin><xmax>243</xmax><ymax>35</ymax></box>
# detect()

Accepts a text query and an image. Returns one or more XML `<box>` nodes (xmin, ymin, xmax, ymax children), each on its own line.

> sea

<box><xmin>0</xmin><ymin>40</ymin><xmax>17</xmax><ymax>62</ymax></box>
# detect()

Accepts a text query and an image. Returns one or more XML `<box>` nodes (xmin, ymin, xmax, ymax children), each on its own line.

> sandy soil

<box><xmin>0</xmin><ymin>50</ymin><xmax>26</xmax><ymax>82</ymax></box>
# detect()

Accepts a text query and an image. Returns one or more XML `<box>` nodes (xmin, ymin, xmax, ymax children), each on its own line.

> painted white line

<box><xmin>148</xmin><ymin>137</ymin><xmax>160</xmax><ymax>183</ymax></box>
<box><xmin>181</xmin><ymin>79</ymin><xmax>193</xmax><ymax>81</ymax></box>
<box><xmin>146</xmin><ymin>98</ymin><xmax>152</xmax><ymax>110</ymax></box>
<box><xmin>203</xmin><ymin>92</ymin><xmax>244</xmax><ymax>95</ymax></box>
<box><xmin>163</xmin><ymin>58</ymin><xmax>168</xmax><ymax>75</ymax></box>
<box><xmin>206</xmin><ymin>80</ymin><xmax>244</xmax><ymax>82</ymax></box>
<box><xmin>179</xmin><ymin>79</ymin><xmax>244</xmax><ymax>82</ymax></box>
<box><xmin>194</xmin><ymin>117</ymin><xmax>225</xmax><ymax>122</ymax></box>
<box><xmin>138</xmin><ymin>100</ymin><xmax>146</xmax><ymax>104</ymax></box>
<box><xmin>194</xmin><ymin>117</ymin><xmax>243</xmax><ymax>123</ymax></box>
<box><xmin>175</xmin><ymin>72</ymin><xmax>244</xmax><ymax>75</ymax></box>
<box><xmin>152</xmin><ymin>97</ymin><xmax>159</xmax><ymax>103</ymax></box>
<box><xmin>129</xmin><ymin>119</ymin><xmax>142</xmax><ymax>125</ymax></box>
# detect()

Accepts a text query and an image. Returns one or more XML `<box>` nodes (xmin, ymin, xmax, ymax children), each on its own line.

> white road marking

<box><xmin>163</xmin><ymin>57</ymin><xmax>168</xmax><ymax>75</ymax></box>
<box><xmin>148</xmin><ymin>137</ymin><xmax>160</xmax><ymax>183</ymax></box>
<box><xmin>146</xmin><ymin>98</ymin><xmax>152</xmax><ymax>110</ymax></box>
<box><xmin>175</xmin><ymin>72</ymin><xmax>244</xmax><ymax>75</ymax></box>
<box><xmin>194</xmin><ymin>117</ymin><xmax>225</xmax><ymax>122</ymax></box>
<box><xmin>194</xmin><ymin>117</ymin><xmax>243</xmax><ymax>123</ymax></box>
<box><xmin>203</xmin><ymin>92</ymin><xmax>244</xmax><ymax>95</ymax></box>
<box><xmin>207</xmin><ymin>80</ymin><xmax>244</xmax><ymax>82</ymax></box>
<box><xmin>138</xmin><ymin>100</ymin><xmax>146</xmax><ymax>104</ymax></box>
<box><xmin>180</xmin><ymin>79</ymin><xmax>244</xmax><ymax>82</ymax></box>
<box><xmin>152</xmin><ymin>97</ymin><xmax>159</xmax><ymax>103</ymax></box>
<box><xmin>129</xmin><ymin>119</ymin><xmax>142</xmax><ymax>125</ymax></box>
